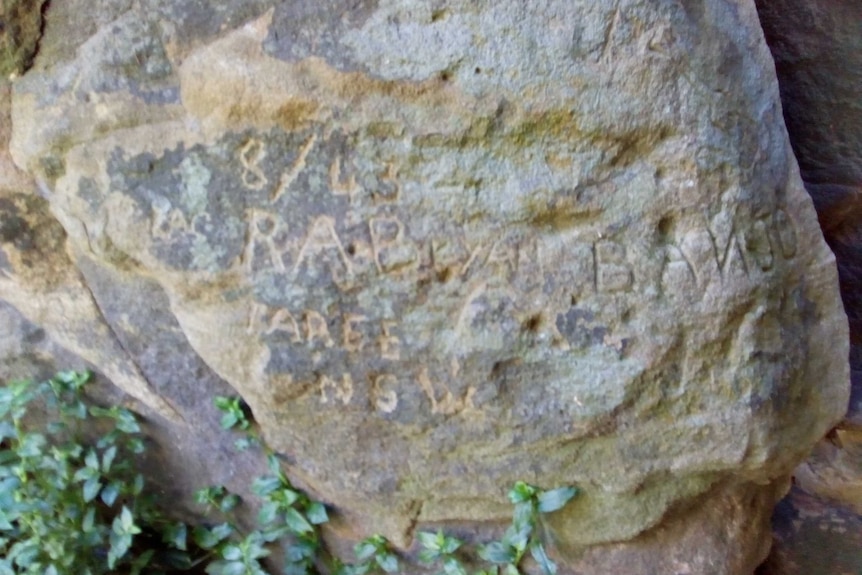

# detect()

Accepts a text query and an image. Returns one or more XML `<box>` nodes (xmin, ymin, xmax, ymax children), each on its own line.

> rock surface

<box><xmin>755</xmin><ymin>0</ymin><xmax>862</xmax><ymax>422</ymax></box>
<box><xmin>757</xmin><ymin>486</ymin><xmax>862</xmax><ymax>575</ymax></box>
<box><xmin>753</xmin><ymin>3</ymin><xmax>862</xmax><ymax>571</ymax></box>
<box><xmin>2</xmin><ymin>0</ymin><xmax>850</xmax><ymax>572</ymax></box>
<box><xmin>0</xmin><ymin>0</ymin><xmax>46</xmax><ymax>77</ymax></box>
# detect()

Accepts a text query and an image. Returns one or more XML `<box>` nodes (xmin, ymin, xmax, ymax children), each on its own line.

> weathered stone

<box><xmin>0</xmin><ymin>76</ymin><xmax>272</xmax><ymax>537</ymax></box>
<box><xmin>756</xmin><ymin>486</ymin><xmax>862</xmax><ymax>575</ymax></box>
<box><xmin>4</xmin><ymin>0</ymin><xmax>849</xmax><ymax>571</ymax></box>
<box><xmin>754</xmin><ymin>3</ymin><xmax>862</xmax><ymax>569</ymax></box>
<box><xmin>0</xmin><ymin>0</ymin><xmax>46</xmax><ymax>78</ymax></box>
<box><xmin>755</xmin><ymin>0</ymin><xmax>862</xmax><ymax>422</ymax></box>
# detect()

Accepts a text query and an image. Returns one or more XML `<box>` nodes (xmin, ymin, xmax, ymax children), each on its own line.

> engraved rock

<box><xmin>5</xmin><ymin>0</ymin><xmax>850</xmax><ymax>571</ymax></box>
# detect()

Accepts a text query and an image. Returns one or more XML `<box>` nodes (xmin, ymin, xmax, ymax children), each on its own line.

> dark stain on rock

<box><xmin>556</xmin><ymin>307</ymin><xmax>607</xmax><ymax>349</ymax></box>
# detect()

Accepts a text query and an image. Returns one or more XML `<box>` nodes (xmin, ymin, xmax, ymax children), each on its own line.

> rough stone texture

<box><xmin>753</xmin><ymin>3</ymin><xmax>862</xmax><ymax>571</ymax></box>
<box><xmin>755</xmin><ymin>0</ymin><xmax>862</xmax><ymax>422</ymax></box>
<box><xmin>756</xmin><ymin>486</ymin><xmax>862</xmax><ymax>575</ymax></box>
<box><xmin>0</xmin><ymin>0</ymin><xmax>46</xmax><ymax>78</ymax></box>
<box><xmin>3</xmin><ymin>0</ymin><xmax>850</xmax><ymax>572</ymax></box>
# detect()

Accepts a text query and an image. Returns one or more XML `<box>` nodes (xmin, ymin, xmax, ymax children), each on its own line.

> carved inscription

<box><xmin>329</xmin><ymin>155</ymin><xmax>360</xmax><ymax>202</ymax></box>
<box><xmin>372</xmin><ymin>374</ymin><xmax>399</xmax><ymax>413</ymax></box>
<box><xmin>295</xmin><ymin>216</ymin><xmax>352</xmax><ymax>275</ymax></box>
<box><xmin>250</xmin><ymin>303</ymin><xmax>405</xmax><ymax>352</ymax></box>
<box><xmin>151</xmin><ymin>128</ymin><xmax>809</xmax><ymax>418</ymax></box>
<box><xmin>320</xmin><ymin>373</ymin><xmax>354</xmax><ymax>405</ymax></box>
<box><xmin>272</xmin><ymin>134</ymin><xmax>317</xmax><ymax>201</ymax></box>
<box><xmin>244</xmin><ymin>209</ymin><xmax>287</xmax><ymax>274</ymax></box>
<box><xmin>239</xmin><ymin>138</ymin><xmax>268</xmax><ymax>191</ymax></box>
<box><xmin>594</xmin><ymin>240</ymin><xmax>633</xmax><ymax>293</ymax></box>
<box><xmin>663</xmin><ymin>209</ymin><xmax>800</xmax><ymax>295</ymax></box>
<box><xmin>418</xmin><ymin>366</ymin><xmax>476</xmax><ymax>416</ymax></box>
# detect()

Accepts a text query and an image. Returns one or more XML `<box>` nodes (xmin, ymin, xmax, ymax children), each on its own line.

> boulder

<box><xmin>3</xmin><ymin>0</ymin><xmax>849</xmax><ymax>571</ymax></box>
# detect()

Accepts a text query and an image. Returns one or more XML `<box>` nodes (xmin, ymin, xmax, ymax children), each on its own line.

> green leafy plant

<box><xmin>478</xmin><ymin>482</ymin><xmax>577</xmax><ymax>575</ymax></box>
<box><xmin>418</xmin><ymin>530</ymin><xmax>467</xmax><ymax>575</ymax></box>
<box><xmin>192</xmin><ymin>406</ymin><xmax>331</xmax><ymax>575</ymax></box>
<box><xmin>196</xmin><ymin>485</ymin><xmax>241</xmax><ymax>515</ymax></box>
<box><xmin>0</xmin><ymin>370</ymin><xmax>194</xmax><ymax>574</ymax></box>
<box><xmin>214</xmin><ymin>396</ymin><xmax>252</xmax><ymax>432</ymax></box>
<box><xmin>253</xmin><ymin>453</ymin><xmax>330</xmax><ymax>575</ymax></box>
<box><xmin>333</xmin><ymin>534</ymin><xmax>399</xmax><ymax>575</ymax></box>
<box><xmin>213</xmin><ymin>396</ymin><xmax>261</xmax><ymax>451</ymax></box>
<box><xmin>0</xmin><ymin>374</ymin><xmax>579</xmax><ymax>575</ymax></box>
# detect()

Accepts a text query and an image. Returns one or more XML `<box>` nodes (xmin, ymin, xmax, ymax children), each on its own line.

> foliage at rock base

<box><xmin>0</xmin><ymin>373</ymin><xmax>577</xmax><ymax>575</ymax></box>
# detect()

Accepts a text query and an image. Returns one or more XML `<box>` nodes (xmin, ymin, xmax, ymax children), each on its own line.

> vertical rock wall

<box><xmin>754</xmin><ymin>2</ymin><xmax>862</xmax><ymax>573</ymax></box>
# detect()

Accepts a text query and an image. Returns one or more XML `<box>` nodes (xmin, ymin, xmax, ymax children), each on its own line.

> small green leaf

<box><xmin>211</xmin><ymin>522</ymin><xmax>234</xmax><ymax>540</ymax></box>
<box><xmin>101</xmin><ymin>481</ymin><xmax>120</xmax><ymax>506</ymax></box>
<box><xmin>502</xmin><ymin>564</ymin><xmax>520</xmax><ymax>575</ymax></box>
<box><xmin>258</xmin><ymin>500</ymin><xmax>279</xmax><ymax>525</ymax></box>
<box><xmin>441</xmin><ymin>535</ymin><xmax>462</xmax><ymax>555</ymax></box>
<box><xmin>132</xmin><ymin>473</ymin><xmax>144</xmax><ymax>495</ymax></box>
<box><xmin>89</xmin><ymin>405</ymin><xmax>112</xmax><ymax>418</ymax></box>
<box><xmin>108</xmin><ymin>409</ymin><xmax>140</xmax><ymax>433</ymax></box>
<box><xmin>252</xmin><ymin>476</ymin><xmax>282</xmax><ymax>497</ymax></box>
<box><xmin>0</xmin><ymin>423</ymin><xmax>15</xmax><ymax>443</ymax></box>
<box><xmin>275</xmin><ymin>487</ymin><xmax>300</xmax><ymax>507</ymax></box>
<box><xmin>220</xmin><ymin>493</ymin><xmax>241</xmax><ymax>513</ymax></box>
<box><xmin>261</xmin><ymin>525</ymin><xmax>290</xmax><ymax>542</ymax></box>
<box><xmin>536</xmin><ymin>487</ymin><xmax>577</xmax><ymax>514</ymax></box>
<box><xmin>355</xmin><ymin>540</ymin><xmax>378</xmax><ymax>561</ymax></box>
<box><xmin>193</xmin><ymin>524</ymin><xmax>232</xmax><ymax>550</ymax></box>
<box><xmin>82</xmin><ymin>507</ymin><xmax>96</xmax><ymax>533</ymax></box>
<box><xmin>221</xmin><ymin>544</ymin><xmax>243</xmax><ymax>561</ymax></box>
<box><xmin>443</xmin><ymin>556</ymin><xmax>467</xmax><ymax>575</ymax></box>
<box><xmin>504</xmin><ymin>521</ymin><xmax>531</xmax><ymax>554</ymax></box>
<box><xmin>512</xmin><ymin>502</ymin><xmax>535</xmax><ymax>534</ymax></box>
<box><xmin>376</xmin><ymin>552</ymin><xmax>399</xmax><ymax>573</ymax></box>
<box><xmin>83</xmin><ymin>477</ymin><xmax>101</xmax><ymax>502</ymax></box>
<box><xmin>213</xmin><ymin>396</ymin><xmax>234</xmax><ymax>410</ymax></box>
<box><xmin>164</xmin><ymin>522</ymin><xmax>188</xmax><ymax>551</ymax></box>
<box><xmin>18</xmin><ymin>433</ymin><xmax>47</xmax><ymax>457</ymax></box>
<box><xmin>74</xmin><ymin>466</ymin><xmax>97</xmax><ymax>482</ymax></box>
<box><xmin>84</xmin><ymin>449</ymin><xmax>99</xmax><ymax>470</ymax></box>
<box><xmin>284</xmin><ymin>507</ymin><xmax>313</xmax><ymax>534</ymax></box>
<box><xmin>418</xmin><ymin>548</ymin><xmax>438</xmax><ymax>564</ymax></box>
<box><xmin>530</xmin><ymin>543</ymin><xmax>557</xmax><ymax>575</ymax></box>
<box><xmin>284</xmin><ymin>535</ymin><xmax>317</xmax><ymax>560</ymax></box>
<box><xmin>109</xmin><ymin>530</ymin><xmax>133</xmax><ymax>567</ymax></box>
<box><xmin>267</xmin><ymin>454</ymin><xmax>281</xmax><ymax>476</ymax></box>
<box><xmin>220</xmin><ymin>412</ymin><xmax>239</xmax><ymax>430</ymax></box>
<box><xmin>306</xmin><ymin>501</ymin><xmax>328</xmax><ymax>525</ymax></box>
<box><xmin>417</xmin><ymin>531</ymin><xmax>440</xmax><ymax>551</ymax></box>
<box><xmin>195</xmin><ymin>486</ymin><xmax>215</xmax><ymax>504</ymax></box>
<box><xmin>508</xmin><ymin>481</ymin><xmax>536</xmax><ymax>504</ymax></box>
<box><xmin>127</xmin><ymin>437</ymin><xmax>146</xmax><ymax>454</ymax></box>
<box><xmin>478</xmin><ymin>542</ymin><xmax>516</xmax><ymax>565</ymax></box>
<box><xmin>120</xmin><ymin>506</ymin><xmax>138</xmax><ymax>533</ymax></box>
<box><xmin>102</xmin><ymin>446</ymin><xmax>117</xmax><ymax>472</ymax></box>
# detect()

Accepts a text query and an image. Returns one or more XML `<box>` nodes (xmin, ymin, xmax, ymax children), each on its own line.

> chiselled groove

<box><xmin>272</xmin><ymin>133</ymin><xmax>318</xmax><ymax>201</ymax></box>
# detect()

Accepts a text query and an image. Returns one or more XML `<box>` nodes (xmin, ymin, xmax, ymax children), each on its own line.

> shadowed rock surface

<box><xmin>754</xmin><ymin>2</ymin><xmax>862</xmax><ymax>572</ymax></box>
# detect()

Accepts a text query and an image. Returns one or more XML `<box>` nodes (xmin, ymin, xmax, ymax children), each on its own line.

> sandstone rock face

<box><xmin>3</xmin><ymin>0</ymin><xmax>849</xmax><ymax>571</ymax></box>
<box><xmin>755</xmin><ymin>0</ymin><xmax>862</xmax><ymax>523</ymax></box>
